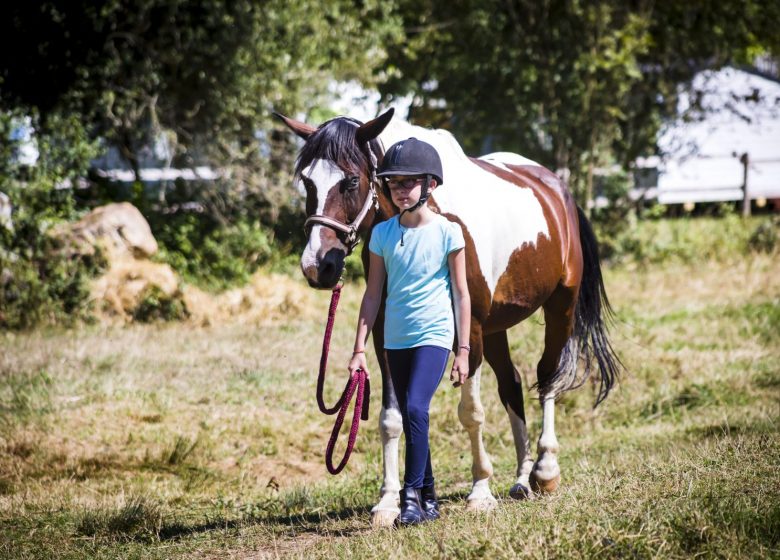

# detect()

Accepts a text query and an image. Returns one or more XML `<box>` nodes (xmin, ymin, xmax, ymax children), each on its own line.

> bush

<box><xmin>748</xmin><ymin>217</ymin><xmax>779</xmax><ymax>254</ymax></box>
<box><xmin>153</xmin><ymin>213</ymin><xmax>274</xmax><ymax>291</ymax></box>
<box><xmin>0</xmin><ymin>111</ymin><xmax>104</xmax><ymax>329</ymax></box>
<box><xmin>132</xmin><ymin>285</ymin><xmax>189</xmax><ymax>323</ymax></box>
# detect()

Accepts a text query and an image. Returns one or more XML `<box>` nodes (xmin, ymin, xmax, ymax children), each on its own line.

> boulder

<box><xmin>56</xmin><ymin>202</ymin><xmax>158</xmax><ymax>259</ymax></box>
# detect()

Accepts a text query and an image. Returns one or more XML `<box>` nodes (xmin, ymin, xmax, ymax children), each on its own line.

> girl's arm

<box><xmin>348</xmin><ymin>252</ymin><xmax>386</xmax><ymax>374</ymax></box>
<box><xmin>449</xmin><ymin>247</ymin><xmax>470</xmax><ymax>386</ymax></box>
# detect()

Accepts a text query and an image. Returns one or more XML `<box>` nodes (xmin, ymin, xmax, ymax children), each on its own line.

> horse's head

<box><xmin>276</xmin><ymin>109</ymin><xmax>394</xmax><ymax>288</ymax></box>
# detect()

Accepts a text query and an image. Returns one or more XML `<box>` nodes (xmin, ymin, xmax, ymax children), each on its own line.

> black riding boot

<box><xmin>397</xmin><ymin>487</ymin><xmax>426</xmax><ymax>526</ymax></box>
<box><xmin>420</xmin><ymin>484</ymin><xmax>440</xmax><ymax>520</ymax></box>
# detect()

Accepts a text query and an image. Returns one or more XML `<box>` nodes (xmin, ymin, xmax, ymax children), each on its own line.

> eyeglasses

<box><xmin>386</xmin><ymin>177</ymin><xmax>422</xmax><ymax>191</ymax></box>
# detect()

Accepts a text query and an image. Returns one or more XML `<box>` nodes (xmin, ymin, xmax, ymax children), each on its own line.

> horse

<box><xmin>276</xmin><ymin>108</ymin><xmax>621</xmax><ymax>527</ymax></box>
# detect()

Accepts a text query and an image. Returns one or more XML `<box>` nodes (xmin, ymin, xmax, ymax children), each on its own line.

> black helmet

<box><xmin>377</xmin><ymin>138</ymin><xmax>443</xmax><ymax>184</ymax></box>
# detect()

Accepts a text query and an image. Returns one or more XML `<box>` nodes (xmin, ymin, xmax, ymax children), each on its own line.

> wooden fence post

<box><xmin>740</xmin><ymin>152</ymin><xmax>750</xmax><ymax>217</ymax></box>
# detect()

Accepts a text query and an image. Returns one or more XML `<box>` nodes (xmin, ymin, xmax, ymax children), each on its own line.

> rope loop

<box><xmin>317</xmin><ymin>285</ymin><xmax>371</xmax><ymax>474</ymax></box>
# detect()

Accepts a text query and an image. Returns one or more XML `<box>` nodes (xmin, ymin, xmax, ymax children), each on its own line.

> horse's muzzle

<box><xmin>302</xmin><ymin>248</ymin><xmax>345</xmax><ymax>289</ymax></box>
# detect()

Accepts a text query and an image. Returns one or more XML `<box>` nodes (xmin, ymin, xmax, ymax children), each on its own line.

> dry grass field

<box><xmin>1</xmin><ymin>239</ymin><xmax>779</xmax><ymax>558</ymax></box>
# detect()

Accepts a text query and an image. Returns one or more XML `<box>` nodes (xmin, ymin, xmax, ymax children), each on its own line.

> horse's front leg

<box><xmin>370</xmin><ymin>328</ymin><xmax>403</xmax><ymax>527</ymax></box>
<box><xmin>459</xmin><ymin>344</ymin><xmax>497</xmax><ymax>510</ymax></box>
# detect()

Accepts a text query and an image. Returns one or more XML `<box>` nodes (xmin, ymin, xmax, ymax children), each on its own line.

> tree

<box><xmin>0</xmin><ymin>0</ymin><xmax>401</xmax><ymax>217</ymax></box>
<box><xmin>379</xmin><ymin>0</ymin><xmax>780</xmax><ymax>208</ymax></box>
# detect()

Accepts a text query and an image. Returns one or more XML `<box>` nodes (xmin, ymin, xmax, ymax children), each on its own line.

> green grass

<box><xmin>1</xmin><ymin>253</ymin><xmax>778</xmax><ymax>559</ymax></box>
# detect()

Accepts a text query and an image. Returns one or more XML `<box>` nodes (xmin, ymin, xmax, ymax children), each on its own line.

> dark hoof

<box><xmin>509</xmin><ymin>483</ymin><xmax>532</xmax><ymax>500</ymax></box>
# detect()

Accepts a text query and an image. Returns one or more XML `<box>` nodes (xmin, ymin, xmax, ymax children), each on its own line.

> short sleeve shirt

<box><xmin>368</xmin><ymin>213</ymin><xmax>466</xmax><ymax>350</ymax></box>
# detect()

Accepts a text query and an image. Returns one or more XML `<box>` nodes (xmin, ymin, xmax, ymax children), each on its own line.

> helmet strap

<box><xmin>397</xmin><ymin>174</ymin><xmax>431</xmax><ymax>247</ymax></box>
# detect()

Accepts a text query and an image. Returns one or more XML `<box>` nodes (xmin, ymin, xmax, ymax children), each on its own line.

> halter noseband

<box><xmin>303</xmin><ymin>173</ymin><xmax>380</xmax><ymax>253</ymax></box>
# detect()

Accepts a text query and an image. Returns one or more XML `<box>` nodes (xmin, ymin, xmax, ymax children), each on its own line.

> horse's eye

<box><xmin>342</xmin><ymin>176</ymin><xmax>360</xmax><ymax>191</ymax></box>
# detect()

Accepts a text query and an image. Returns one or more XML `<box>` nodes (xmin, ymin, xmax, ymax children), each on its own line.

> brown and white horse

<box><xmin>277</xmin><ymin>108</ymin><xmax>621</xmax><ymax>527</ymax></box>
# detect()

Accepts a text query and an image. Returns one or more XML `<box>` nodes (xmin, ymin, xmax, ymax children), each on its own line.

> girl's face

<box><xmin>386</xmin><ymin>176</ymin><xmax>424</xmax><ymax>210</ymax></box>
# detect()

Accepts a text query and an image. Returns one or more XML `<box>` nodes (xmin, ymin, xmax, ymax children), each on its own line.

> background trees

<box><xmin>379</xmin><ymin>0</ymin><xmax>780</xmax><ymax>204</ymax></box>
<box><xmin>0</xmin><ymin>0</ymin><xmax>778</xmax><ymax>326</ymax></box>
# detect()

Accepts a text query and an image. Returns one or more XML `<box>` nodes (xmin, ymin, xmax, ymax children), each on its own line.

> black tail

<box><xmin>574</xmin><ymin>206</ymin><xmax>623</xmax><ymax>406</ymax></box>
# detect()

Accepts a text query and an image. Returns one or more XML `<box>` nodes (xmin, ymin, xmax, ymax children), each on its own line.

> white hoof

<box><xmin>466</xmin><ymin>478</ymin><xmax>497</xmax><ymax>511</ymax></box>
<box><xmin>466</xmin><ymin>496</ymin><xmax>497</xmax><ymax>511</ymax></box>
<box><xmin>371</xmin><ymin>508</ymin><xmax>399</xmax><ymax>528</ymax></box>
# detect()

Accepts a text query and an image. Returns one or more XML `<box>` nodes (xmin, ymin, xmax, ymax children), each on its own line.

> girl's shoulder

<box><xmin>373</xmin><ymin>215</ymin><xmax>399</xmax><ymax>236</ymax></box>
<box><xmin>369</xmin><ymin>216</ymin><xmax>399</xmax><ymax>249</ymax></box>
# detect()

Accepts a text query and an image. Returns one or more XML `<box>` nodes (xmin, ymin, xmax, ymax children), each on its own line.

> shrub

<box><xmin>748</xmin><ymin>217</ymin><xmax>779</xmax><ymax>254</ymax></box>
<box><xmin>153</xmin><ymin>213</ymin><xmax>274</xmax><ymax>291</ymax></box>
<box><xmin>0</xmin><ymin>112</ymin><xmax>104</xmax><ymax>328</ymax></box>
<box><xmin>132</xmin><ymin>285</ymin><xmax>189</xmax><ymax>323</ymax></box>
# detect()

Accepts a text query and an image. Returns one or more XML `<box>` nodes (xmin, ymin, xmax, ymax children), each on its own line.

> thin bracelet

<box><xmin>459</xmin><ymin>345</ymin><xmax>471</xmax><ymax>352</ymax></box>
<box><xmin>352</xmin><ymin>350</ymin><xmax>366</xmax><ymax>355</ymax></box>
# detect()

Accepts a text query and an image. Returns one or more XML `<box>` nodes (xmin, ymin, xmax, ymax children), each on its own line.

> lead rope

<box><xmin>317</xmin><ymin>285</ymin><xmax>371</xmax><ymax>474</ymax></box>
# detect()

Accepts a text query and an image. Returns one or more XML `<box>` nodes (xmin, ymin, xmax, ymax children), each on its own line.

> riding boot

<box><xmin>396</xmin><ymin>487</ymin><xmax>426</xmax><ymax>526</ymax></box>
<box><xmin>420</xmin><ymin>484</ymin><xmax>440</xmax><ymax>520</ymax></box>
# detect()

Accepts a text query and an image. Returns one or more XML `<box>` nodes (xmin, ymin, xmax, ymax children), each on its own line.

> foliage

<box><xmin>132</xmin><ymin>285</ymin><xmax>188</xmax><ymax>323</ymax></box>
<box><xmin>0</xmin><ymin>0</ymin><xmax>402</xmax><ymax>238</ymax></box>
<box><xmin>747</xmin><ymin>216</ymin><xmax>780</xmax><ymax>253</ymax></box>
<box><xmin>0</xmin><ymin>111</ymin><xmax>104</xmax><ymax>329</ymax></box>
<box><xmin>153</xmin><ymin>213</ymin><xmax>274</xmax><ymax>291</ymax></box>
<box><xmin>602</xmin><ymin>214</ymin><xmax>773</xmax><ymax>265</ymax></box>
<box><xmin>380</xmin><ymin>1</ymin><xmax>780</xmax><ymax>206</ymax></box>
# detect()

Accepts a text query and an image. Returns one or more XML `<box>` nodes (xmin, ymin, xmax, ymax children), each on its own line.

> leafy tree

<box><xmin>0</xmin><ymin>0</ymin><xmax>400</xmax><ymax>217</ymax></box>
<box><xmin>379</xmin><ymin>0</ymin><xmax>780</xmax><ymax>208</ymax></box>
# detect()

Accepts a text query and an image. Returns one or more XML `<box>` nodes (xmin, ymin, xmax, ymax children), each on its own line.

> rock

<box><xmin>56</xmin><ymin>202</ymin><xmax>158</xmax><ymax>259</ymax></box>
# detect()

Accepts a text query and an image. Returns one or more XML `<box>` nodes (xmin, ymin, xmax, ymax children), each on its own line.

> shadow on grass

<box><xmin>154</xmin><ymin>489</ymin><xmax>472</xmax><ymax>541</ymax></box>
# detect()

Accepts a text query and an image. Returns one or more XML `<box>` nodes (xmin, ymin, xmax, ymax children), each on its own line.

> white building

<box><xmin>637</xmin><ymin>66</ymin><xmax>780</xmax><ymax>206</ymax></box>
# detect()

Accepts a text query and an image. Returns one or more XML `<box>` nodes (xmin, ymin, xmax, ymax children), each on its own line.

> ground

<box><xmin>1</xmin><ymin>253</ymin><xmax>778</xmax><ymax>559</ymax></box>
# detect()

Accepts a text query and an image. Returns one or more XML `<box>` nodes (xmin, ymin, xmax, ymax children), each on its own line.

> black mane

<box><xmin>294</xmin><ymin>117</ymin><xmax>383</xmax><ymax>178</ymax></box>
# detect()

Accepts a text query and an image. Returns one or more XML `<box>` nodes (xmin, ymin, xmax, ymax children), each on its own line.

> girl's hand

<box><xmin>450</xmin><ymin>350</ymin><xmax>469</xmax><ymax>387</ymax></box>
<box><xmin>348</xmin><ymin>351</ymin><xmax>368</xmax><ymax>375</ymax></box>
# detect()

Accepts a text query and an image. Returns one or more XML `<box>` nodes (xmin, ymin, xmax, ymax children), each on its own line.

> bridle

<box><xmin>303</xmin><ymin>166</ymin><xmax>381</xmax><ymax>254</ymax></box>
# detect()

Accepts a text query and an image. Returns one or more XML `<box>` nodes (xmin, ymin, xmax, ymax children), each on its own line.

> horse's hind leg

<box><xmin>483</xmin><ymin>330</ymin><xmax>534</xmax><ymax>499</ymax></box>
<box><xmin>531</xmin><ymin>286</ymin><xmax>577</xmax><ymax>494</ymax></box>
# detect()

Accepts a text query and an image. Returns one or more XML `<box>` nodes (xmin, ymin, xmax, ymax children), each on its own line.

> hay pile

<box><xmin>60</xmin><ymin>203</ymin><xmax>315</xmax><ymax>325</ymax></box>
<box><xmin>91</xmin><ymin>252</ymin><xmax>315</xmax><ymax>326</ymax></box>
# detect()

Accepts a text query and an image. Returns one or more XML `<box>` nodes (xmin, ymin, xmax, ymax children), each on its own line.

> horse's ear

<box><xmin>356</xmin><ymin>108</ymin><xmax>394</xmax><ymax>145</ymax></box>
<box><xmin>274</xmin><ymin>112</ymin><xmax>317</xmax><ymax>140</ymax></box>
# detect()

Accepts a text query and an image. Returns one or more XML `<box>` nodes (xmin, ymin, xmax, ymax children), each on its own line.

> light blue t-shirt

<box><xmin>369</xmin><ymin>213</ymin><xmax>466</xmax><ymax>350</ymax></box>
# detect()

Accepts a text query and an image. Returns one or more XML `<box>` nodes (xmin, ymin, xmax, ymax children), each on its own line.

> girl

<box><xmin>348</xmin><ymin>137</ymin><xmax>471</xmax><ymax>526</ymax></box>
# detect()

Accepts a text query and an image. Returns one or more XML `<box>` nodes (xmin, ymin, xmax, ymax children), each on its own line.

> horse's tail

<box><xmin>571</xmin><ymin>205</ymin><xmax>623</xmax><ymax>406</ymax></box>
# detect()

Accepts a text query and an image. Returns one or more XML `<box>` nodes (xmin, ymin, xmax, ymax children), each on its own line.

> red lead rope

<box><xmin>317</xmin><ymin>285</ymin><xmax>370</xmax><ymax>475</ymax></box>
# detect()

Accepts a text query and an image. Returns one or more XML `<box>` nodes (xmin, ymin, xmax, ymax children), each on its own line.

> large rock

<box><xmin>57</xmin><ymin>202</ymin><xmax>158</xmax><ymax>259</ymax></box>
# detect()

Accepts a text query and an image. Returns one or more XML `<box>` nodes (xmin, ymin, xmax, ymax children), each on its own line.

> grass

<box><xmin>1</xmin><ymin>249</ymin><xmax>779</xmax><ymax>558</ymax></box>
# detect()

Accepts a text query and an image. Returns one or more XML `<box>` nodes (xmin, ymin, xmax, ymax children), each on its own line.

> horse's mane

<box><xmin>294</xmin><ymin>117</ymin><xmax>383</xmax><ymax>178</ymax></box>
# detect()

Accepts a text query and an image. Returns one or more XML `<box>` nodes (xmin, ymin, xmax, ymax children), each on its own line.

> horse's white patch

<box><xmin>380</xmin><ymin>121</ymin><xmax>550</xmax><ymax>295</ymax></box>
<box><xmin>480</xmin><ymin>151</ymin><xmax>541</xmax><ymax>168</ymax></box>
<box><xmin>301</xmin><ymin>158</ymin><xmax>346</xmax><ymax>215</ymax></box>
<box><xmin>299</xmin><ymin>159</ymin><xmax>346</xmax><ymax>273</ymax></box>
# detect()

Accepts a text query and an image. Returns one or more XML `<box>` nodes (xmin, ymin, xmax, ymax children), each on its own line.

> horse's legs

<box><xmin>483</xmin><ymin>330</ymin><xmax>533</xmax><ymax>500</ymax></box>
<box><xmin>531</xmin><ymin>287</ymin><xmax>577</xmax><ymax>494</ymax></box>
<box><xmin>370</xmin><ymin>329</ymin><xmax>403</xmax><ymax>527</ymax></box>
<box><xmin>458</xmin><ymin>332</ymin><xmax>497</xmax><ymax>510</ymax></box>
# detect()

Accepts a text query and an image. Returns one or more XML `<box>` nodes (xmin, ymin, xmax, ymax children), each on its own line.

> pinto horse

<box><xmin>277</xmin><ymin>108</ymin><xmax>621</xmax><ymax>527</ymax></box>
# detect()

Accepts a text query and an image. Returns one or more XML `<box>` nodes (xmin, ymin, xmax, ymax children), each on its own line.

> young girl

<box><xmin>348</xmin><ymin>137</ymin><xmax>471</xmax><ymax>526</ymax></box>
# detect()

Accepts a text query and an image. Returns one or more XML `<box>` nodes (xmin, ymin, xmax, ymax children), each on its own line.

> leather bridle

<box><xmin>303</xmin><ymin>171</ymin><xmax>381</xmax><ymax>254</ymax></box>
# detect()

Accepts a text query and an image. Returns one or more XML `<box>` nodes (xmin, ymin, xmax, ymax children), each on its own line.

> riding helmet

<box><xmin>377</xmin><ymin>138</ymin><xmax>443</xmax><ymax>184</ymax></box>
